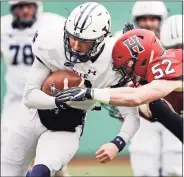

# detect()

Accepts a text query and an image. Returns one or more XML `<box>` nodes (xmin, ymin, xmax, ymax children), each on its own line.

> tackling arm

<box><xmin>93</xmin><ymin>79</ymin><xmax>182</xmax><ymax>106</ymax></box>
<box><xmin>23</xmin><ymin>58</ymin><xmax>57</xmax><ymax>109</ymax></box>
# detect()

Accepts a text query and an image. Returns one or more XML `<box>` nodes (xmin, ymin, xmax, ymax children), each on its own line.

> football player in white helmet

<box><xmin>1</xmin><ymin>2</ymin><xmax>141</xmax><ymax>177</ymax></box>
<box><xmin>1</xmin><ymin>1</ymin><xmax>69</xmax><ymax>177</ymax></box>
<box><xmin>132</xmin><ymin>1</ymin><xmax>167</xmax><ymax>37</ymax></box>
<box><xmin>115</xmin><ymin>1</ymin><xmax>167</xmax><ymax>38</ymax></box>
<box><xmin>160</xmin><ymin>14</ymin><xmax>183</xmax><ymax>49</ymax></box>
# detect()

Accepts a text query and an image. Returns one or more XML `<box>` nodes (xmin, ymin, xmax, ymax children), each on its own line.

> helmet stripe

<box><xmin>80</xmin><ymin>4</ymin><xmax>99</xmax><ymax>33</ymax></box>
<box><xmin>74</xmin><ymin>3</ymin><xmax>92</xmax><ymax>31</ymax></box>
<box><xmin>175</xmin><ymin>15</ymin><xmax>179</xmax><ymax>38</ymax></box>
<box><xmin>170</xmin><ymin>20</ymin><xmax>174</xmax><ymax>39</ymax></box>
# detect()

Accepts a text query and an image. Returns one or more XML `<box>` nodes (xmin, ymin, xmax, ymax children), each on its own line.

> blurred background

<box><xmin>1</xmin><ymin>1</ymin><xmax>183</xmax><ymax>176</ymax></box>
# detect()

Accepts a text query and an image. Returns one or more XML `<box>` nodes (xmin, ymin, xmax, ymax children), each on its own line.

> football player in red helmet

<box><xmin>108</xmin><ymin>29</ymin><xmax>183</xmax><ymax>142</ymax></box>
<box><xmin>108</xmin><ymin>29</ymin><xmax>182</xmax><ymax>108</ymax></box>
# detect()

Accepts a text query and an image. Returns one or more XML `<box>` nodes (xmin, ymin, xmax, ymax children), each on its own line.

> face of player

<box><xmin>137</xmin><ymin>16</ymin><xmax>161</xmax><ymax>37</ymax></box>
<box><xmin>13</xmin><ymin>3</ymin><xmax>37</xmax><ymax>22</ymax></box>
<box><xmin>69</xmin><ymin>37</ymin><xmax>94</xmax><ymax>54</ymax></box>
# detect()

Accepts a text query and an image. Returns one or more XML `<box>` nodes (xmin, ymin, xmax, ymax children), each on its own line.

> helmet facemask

<box><xmin>64</xmin><ymin>28</ymin><xmax>106</xmax><ymax>67</ymax></box>
<box><xmin>113</xmin><ymin>56</ymin><xmax>141</xmax><ymax>87</ymax></box>
<box><xmin>10</xmin><ymin>2</ymin><xmax>38</xmax><ymax>29</ymax></box>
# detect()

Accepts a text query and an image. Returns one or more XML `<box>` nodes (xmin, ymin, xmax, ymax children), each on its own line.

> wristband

<box><xmin>92</xmin><ymin>88</ymin><xmax>110</xmax><ymax>104</ymax></box>
<box><xmin>110</xmin><ymin>136</ymin><xmax>126</xmax><ymax>152</ymax></box>
<box><xmin>85</xmin><ymin>88</ymin><xmax>93</xmax><ymax>99</ymax></box>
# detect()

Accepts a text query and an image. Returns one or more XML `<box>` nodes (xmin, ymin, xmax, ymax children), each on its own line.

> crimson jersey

<box><xmin>146</xmin><ymin>49</ymin><xmax>182</xmax><ymax>82</ymax></box>
<box><xmin>146</xmin><ymin>49</ymin><xmax>183</xmax><ymax>115</ymax></box>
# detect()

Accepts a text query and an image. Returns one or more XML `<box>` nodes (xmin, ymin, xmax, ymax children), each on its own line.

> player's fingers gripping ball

<box><xmin>63</xmin><ymin>78</ymin><xmax>69</xmax><ymax>89</ymax></box>
<box><xmin>61</xmin><ymin>77</ymin><xmax>84</xmax><ymax>105</ymax></box>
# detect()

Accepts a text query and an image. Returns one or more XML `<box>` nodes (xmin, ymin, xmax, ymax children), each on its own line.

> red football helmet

<box><xmin>112</xmin><ymin>29</ymin><xmax>165</xmax><ymax>86</ymax></box>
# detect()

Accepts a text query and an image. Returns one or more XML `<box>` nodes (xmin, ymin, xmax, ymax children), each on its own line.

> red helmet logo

<box><xmin>123</xmin><ymin>35</ymin><xmax>145</xmax><ymax>58</ymax></box>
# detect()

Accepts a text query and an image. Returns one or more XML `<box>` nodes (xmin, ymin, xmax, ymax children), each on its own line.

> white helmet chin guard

<box><xmin>160</xmin><ymin>15</ymin><xmax>183</xmax><ymax>49</ymax></box>
<box><xmin>64</xmin><ymin>2</ymin><xmax>111</xmax><ymax>67</ymax></box>
<box><xmin>8</xmin><ymin>0</ymin><xmax>43</xmax><ymax>28</ymax></box>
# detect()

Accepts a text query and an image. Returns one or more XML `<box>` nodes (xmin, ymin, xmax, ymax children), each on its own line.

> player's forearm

<box><xmin>23</xmin><ymin>58</ymin><xmax>57</xmax><ymax>110</ymax></box>
<box><xmin>110</xmin><ymin>106</ymin><xmax>140</xmax><ymax>152</ymax></box>
<box><xmin>93</xmin><ymin>80</ymin><xmax>179</xmax><ymax>106</ymax></box>
<box><xmin>93</xmin><ymin>87</ymin><xmax>145</xmax><ymax>106</ymax></box>
<box><xmin>110</xmin><ymin>90</ymin><xmax>142</xmax><ymax>106</ymax></box>
<box><xmin>108</xmin><ymin>86</ymin><xmax>166</xmax><ymax>106</ymax></box>
<box><xmin>117</xmin><ymin>106</ymin><xmax>140</xmax><ymax>143</ymax></box>
<box><xmin>23</xmin><ymin>88</ymin><xmax>57</xmax><ymax>109</ymax></box>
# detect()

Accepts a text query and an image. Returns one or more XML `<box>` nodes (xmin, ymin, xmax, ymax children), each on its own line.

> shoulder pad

<box><xmin>1</xmin><ymin>15</ymin><xmax>13</xmax><ymax>34</ymax></box>
<box><xmin>114</xmin><ymin>30</ymin><xmax>123</xmax><ymax>38</ymax></box>
<box><xmin>32</xmin><ymin>23</ymin><xmax>64</xmax><ymax>50</ymax></box>
<box><xmin>146</xmin><ymin>49</ymin><xmax>182</xmax><ymax>82</ymax></box>
<box><xmin>33</xmin><ymin>13</ymin><xmax>66</xmax><ymax>50</ymax></box>
<box><xmin>105</xmin><ymin>35</ymin><xmax>118</xmax><ymax>51</ymax></box>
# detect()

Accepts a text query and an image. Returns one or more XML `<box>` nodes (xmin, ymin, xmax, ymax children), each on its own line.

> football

<box><xmin>42</xmin><ymin>70</ymin><xmax>82</xmax><ymax>96</ymax></box>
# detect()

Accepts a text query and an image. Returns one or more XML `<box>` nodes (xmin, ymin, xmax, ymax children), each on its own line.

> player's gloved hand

<box><xmin>55</xmin><ymin>87</ymin><xmax>93</xmax><ymax>103</ymax></box>
<box><xmin>96</xmin><ymin>143</ymin><xmax>119</xmax><ymax>163</ymax></box>
<box><xmin>54</xmin><ymin>78</ymin><xmax>73</xmax><ymax>109</ymax></box>
<box><xmin>123</xmin><ymin>22</ymin><xmax>136</xmax><ymax>33</ymax></box>
<box><xmin>55</xmin><ymin>94</ymin><xmax>69</xmax><ymax>109</ymax></box>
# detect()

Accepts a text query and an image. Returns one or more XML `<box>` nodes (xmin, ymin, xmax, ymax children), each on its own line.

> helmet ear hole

<box><xmin>137</xmin><ymin>35</ymin><xmax>144</xmax><ymax>39</ymax></box>
<box><xmin>141</xmin><ymin>59</ymin><xmax>147</xmax><ymax>66</ymax></box>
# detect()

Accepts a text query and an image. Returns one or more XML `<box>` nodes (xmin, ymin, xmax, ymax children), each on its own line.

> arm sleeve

<box><xmin>117</xmin><ymin>106</ymin><xmax>140</xmax><ymax>143</ymax></box>
<box><xmin>23</xmin><ymin>58</ymin><xmax>57</xmax><ymax>109</ymax></box>
<box><xmin>149</xmin><ymin>99</ymin><xmax>183</xmax><ymax>142</ymax></box>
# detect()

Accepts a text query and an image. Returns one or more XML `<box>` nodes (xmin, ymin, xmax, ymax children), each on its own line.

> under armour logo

<box><xmin>123</xmin><ymin>35</ymin><xmax>145</xmax><ymax>58</ymax></box>
<box><xmin>49</xmin><ymin>83</ymin><xmax>59</xmax><ymax>95</ymax></box>
<box><xmin>88</xmin><ymin>69</ymin><xmax>96</xmax><ymax>75</ymax></box>
<box><xmin>59</xmin><ymin>104</ymin><xmax>66</xmax><ymax>110</ymax></box>
<box><xmin>116</xmin><ymin>138</ymin><xmax>122</xmax><ymax>144</ymax></box>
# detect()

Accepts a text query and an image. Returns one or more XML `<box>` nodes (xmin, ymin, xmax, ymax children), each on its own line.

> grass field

<box><xmin>67</xmin><ymin>156</ymin><xmax>133</xmax><ymax>176</ymax></box>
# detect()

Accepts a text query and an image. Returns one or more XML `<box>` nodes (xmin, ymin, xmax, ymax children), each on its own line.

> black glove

<box><xmin>123</xmin><ymin>22</ymin><xmax>136</xmax><ymax>34</ymax></box>
<box><xmin>55</xmin><ymin>87</ymin><xmax>93</xmax><ymax>107</ymax></box>
<box><xmin>55</xmin><ymin>97</ymin><xmax>68</xmax><ymax>110</ymax></box>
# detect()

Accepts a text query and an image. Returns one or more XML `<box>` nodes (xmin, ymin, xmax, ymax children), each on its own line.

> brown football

<box><xmin>42</xmin><ymin>70</ymin><xmax>81</xmax><ymax>96</ymax></box>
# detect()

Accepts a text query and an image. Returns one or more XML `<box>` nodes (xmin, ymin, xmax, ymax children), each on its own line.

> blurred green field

<box><xmin>67</xmin><ymin>157</ymin><xmax>133</xmax><ymax>176</ymax></box>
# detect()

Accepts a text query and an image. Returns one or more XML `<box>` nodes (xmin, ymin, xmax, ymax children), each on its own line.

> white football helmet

<box><xmin>8</xmin><ymin>0</ymin><xmax>43</xmax><ymax>28</ymax></box>
<box><xmin>64</xmin><ymin>2</ymin><xmax>111</xmax><ymax>66</ymax></box>
<box><xmin>160</xmin><ymin>15</ymin><xmax>183</xmax><ymax>49</ymax></box>
<box><xmin>132</xmin><ymin>1</ymin><xmax>168</xmax><ymax>23</ymax></box>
